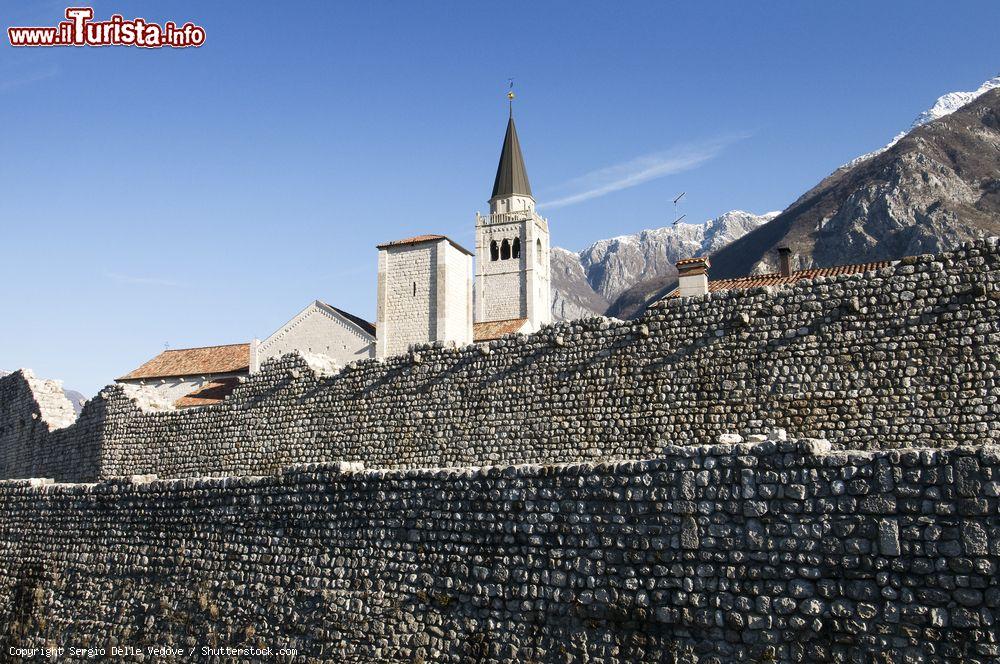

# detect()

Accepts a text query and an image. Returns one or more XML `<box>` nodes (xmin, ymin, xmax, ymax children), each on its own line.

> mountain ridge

<box><xmin>550</xmin><ymin>210</ymin><xmax>776</xmax><ymax>321</ymax></box>
<box><xmin>709</xmin><ymin>86</ymin><xmax>1000</xmax><ymax>281</ymax></box>
<box><xmin>551</xmin><ymin>76</ymin><xmax>1000</xmax><ymax>319</ymax></box>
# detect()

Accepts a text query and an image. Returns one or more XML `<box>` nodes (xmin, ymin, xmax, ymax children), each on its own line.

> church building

<box><xmin>376</xmin><ymin>105</ymin><xmax>552</xmax><ymax>357</ymax></box>
<box><xmin>120</xmin><ymin>99</ymin><xmax>556</xmax><ymax>405</ymax></box>
<box><xmin>474</xmin><ymin>107</ymin><xmax>552</xmax><ymax>336</ymax></box>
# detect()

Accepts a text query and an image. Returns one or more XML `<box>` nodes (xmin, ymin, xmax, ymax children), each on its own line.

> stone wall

<box><xmin>0</xmin><ymin>370</ymin><xmax>99</xmax><ymax>483</ymax></box>
<box><xmin>116</xmin><ymin>371</ymin><xmax>247</xmax><ymax>405</ymax></box>
<box><xmin>2</xmin><ymin>435</ymin><xmax>998</xmax><ymax>662</ymax></box>
<box><xmin>437</xmin><ymin>240</ymin><xmax>474</xmax><ymax>347</ymax></box>
<box><xmin>253</xmin><ymin>301</ymin><xmax>375</xmax><ymax>372</ymax></box>
<box><xmin>1</xmin><ymin>238</ymin><xmax>998</xmax><ymax>483</ymax></box>
<box><xmin>378</xmin><ymin>241</ymin><xmax>436</xmax><ymax>358</ymax></box>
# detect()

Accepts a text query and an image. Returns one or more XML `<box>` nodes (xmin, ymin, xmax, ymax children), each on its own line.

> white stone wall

<box><xmin>439</xmin><ymin>243</ymin><xmax>473</xmax><ymax>346</ymax></box>
<box><xmin>117</xmin><ymin>372</ymin><xmax>245</xmax><ymax>404</ymax></box>
<box><xmin>527</xmin><ymin>218</ymin><xmax>552</xmax><ymax>330</ymax></box>
<box><xmin>21</xmin><ymin>370</ymin><xmax>77</xmax><ymax>430</ymax></box>
<box><xmin>677</xmin><ymin>273</ymin><xmax>709</xmax><ymax>297</ymax></box>
<box><xmin>254</xmin><ymin>302</ymin><xmax>374</xmax><ymax>371</ymax></box>
<box><xmin>377</xmin><ymin>243</ymin><xmax>435</xmax><ymax>358</ymax></box>
<box><xmin>477</xmin><ymin>220</ymin><xmax>527</xmax><ymax>322</ymax></box>
<box><xmin>490</xmin><ymin>194</ymin><xmax>534</xmax><ymax>214</ymax></box>
<box><xmin>475</xmin><ymin>200</ymin><xmax>552</xmax><ymax>331</ymax></box>
<box><xmin>377</xmin><ymin>240</ymin><xmax>472</xmax><ymax>358</ymax></box>
<box><xmin>376</xmin><ymin>243</ymin><xmax>437</xmax><ymax>357</ymax></box>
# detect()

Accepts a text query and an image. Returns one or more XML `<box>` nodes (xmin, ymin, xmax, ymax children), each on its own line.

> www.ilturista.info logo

<box><xmin>8</xmin><ymin>7</ymin><xmax>205</xmax><ymax>48</ymax></box>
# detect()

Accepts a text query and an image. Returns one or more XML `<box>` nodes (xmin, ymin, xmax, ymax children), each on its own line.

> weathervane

<box><xmin>507</xmin><ymin>78</ymin><xmax>515</xmax><ymax>115</ymax></box>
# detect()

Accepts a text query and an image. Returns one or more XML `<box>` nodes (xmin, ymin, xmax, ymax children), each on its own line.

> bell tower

<box><xmin>474</xmin><ymin>103</ymin><xmax>551</xmax><ymax>332</ymax></box>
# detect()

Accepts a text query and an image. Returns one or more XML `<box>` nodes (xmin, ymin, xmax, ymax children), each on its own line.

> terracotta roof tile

<box><xmin>676</xmin><ymin>256</ymin><xmax>710</xmax><ymax>267</ymax></box>
<box><xmin>665</xmin><ymin>260</ymin><xmax>894</xmax><ymax>298</ymax></box>
<box><xmin>473</xmin><ymin>318</ymin><xmax>528</xmax><ymax>342</ymax></box>
<box><xmin>174</xmin><ymin>377</ymin><xmax>241</xmax><ymax>408</ymax></box>
<box><xmin>119</xmin><ymin>343</ymin><xmax>251</xmax><ymax>380</ymax></box>
<box><xmin>376</xmin><ymin>234</ymin><xmax>474</xmax><ymax>256</ymax></box>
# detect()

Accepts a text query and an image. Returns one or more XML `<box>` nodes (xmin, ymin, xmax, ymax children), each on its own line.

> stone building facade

<box><xmin>376</xmin><ymin>110</ymin><xmax>552</xmax><ymax>356</ymax></box>
<box><xmin>375</xmin><ymin>235</ymin><xmax>473</xmax><ymax>358</ymax></box>
<box><xmin>474</xmin><ymin>111</ymin><xmax>552</xmax><ymax>334</ymax></box>
<box><xmin>251</xmin><ymin>300</ymin><xmax>375</xmax><ymax>371</ymax></box>
<box><xmin>118</xmin><ymin>303</ymin><xmax>375</xmax><ymax>408</ymax></box>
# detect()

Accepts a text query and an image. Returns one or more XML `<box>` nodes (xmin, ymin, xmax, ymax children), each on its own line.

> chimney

<box><xmin>777</xmin><ymin>246</ymin><xmax>793</xmax><ymax>277</ymax></box>
<box><xmin>676</xmin><ymin>256</ymin><xmax>711</xmax><ymax>297</ymax></box>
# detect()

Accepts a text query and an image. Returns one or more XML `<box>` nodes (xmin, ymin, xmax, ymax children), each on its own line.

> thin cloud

<box><xmin>104</xmin><ymin>272</ymin><xmax>183</xmax><ymax>287</ymax></box>
<box><xmin>0</xmin><ymin>64</ymin><xmax>59</xmax><ymax>93</ymax></box>
<box><xmin>540</xmin><ymin>134</ymin><xmax>749</xmax><ymax>209</ymax></box>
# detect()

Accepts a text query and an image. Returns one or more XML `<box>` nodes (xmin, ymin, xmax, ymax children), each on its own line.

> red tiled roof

<box><xmin>473</xmin><ymin>318</ymin><xmax>529</xmax><ymax>342</ymax></box>
<box><xmin>119</xmin><ymin>343</ymin><xmax>251</xmax><ymax>380</ymax></box>
<box><xmin>174</xmin><ymin>377</ymin><xmax>241</xmax><ymax>408</ymax></box>
<box><xmin>376</xmin><ymin>234</ymin><xmax>474</xmax><ymax>256</ymax></box>
<box><xmin>666</xmin><ymin>260</ymin><xmax>894</xmax><ymax>298</ymax></box>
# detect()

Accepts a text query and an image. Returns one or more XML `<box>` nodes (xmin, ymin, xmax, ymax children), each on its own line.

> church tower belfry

<box><xmin>475</xmin><ymin>103</ymin><xmax>551</xmax><ymax>332</ymax></box>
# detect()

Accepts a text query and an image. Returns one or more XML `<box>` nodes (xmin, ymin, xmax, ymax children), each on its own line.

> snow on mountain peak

<box><xmin>560</xmin><ymin>210</ymin><xmax>773</xmax><ymax>303</ymax></box>
<box><xmin>844</xmin><ymin>75</ymin><xmax>1000</xmax><ymax>169</ymax></box>
<box><xmin>912</xmin><ymin>75</ymin><xmax>1000</xmax><ymax>128</ymax></box>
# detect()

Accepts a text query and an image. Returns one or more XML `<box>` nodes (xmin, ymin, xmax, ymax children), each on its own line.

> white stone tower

<box><xmin>376</xmin><ymin>235</ymin><xmax>473</xmax><ymax>358</ymax></box>
<box><xmin>475</xmin><ymin>108</ymin><xmax>551</xmax><ymax>332</ymax></box>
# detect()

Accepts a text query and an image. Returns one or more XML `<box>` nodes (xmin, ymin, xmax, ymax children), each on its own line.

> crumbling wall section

<box><xmin>0</xmin><ymin>371</ymin><xmax>100</xmax><ymax>482</ymax></box>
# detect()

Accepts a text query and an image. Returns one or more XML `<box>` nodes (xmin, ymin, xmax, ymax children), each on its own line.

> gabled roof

<box><xmin>473</xmin><ymin>318</ymin><xmax>529</xmax><ymax>342</ymax></box>
<box><xmin>318</xmin><ymin>302</ymin><xmax>376</xmax><ymax>337</ymax></box>
<box><xmin>664</xmin><ymin>260</ymin><xmax>894</xmax><ymax>298</ymax></box>
<box><xmin>174</xmin><ymin>377</ymin><xmax>241</xmax><ymax>408</ymax></box>
<box><xmin>119</xmin><ymin>343</ymin><xmax>251</xmax><ymax>380</ymax></box>
<box><xmin>376</xmin><ymin>234</ymin><xmax>474</xmax><ymax>256</ymax></box>
<box><xmin>491</xmin><ymin>114</ymin><xmax>532</xmax><ymax>200</ymax></box>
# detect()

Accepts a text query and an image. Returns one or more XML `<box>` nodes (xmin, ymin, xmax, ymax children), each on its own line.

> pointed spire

<box><xmin>491</xmin><ymin>112</ymin><xmax>532</xmax><ymax>200</ymax></box>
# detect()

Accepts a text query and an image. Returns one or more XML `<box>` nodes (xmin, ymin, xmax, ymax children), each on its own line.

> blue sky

<box><xmin>2</xmin><ymin>1</ymin><xmax>998</xmax><ymax>396</ymax></box>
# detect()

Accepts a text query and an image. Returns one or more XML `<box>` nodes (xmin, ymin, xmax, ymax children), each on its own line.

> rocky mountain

<box><xmin>709</xmin><ymin>84</ymin><xmax>1000</xmax><ymax>281</ymax></box>
<box><xmin>551</xmin><ymin>247</ymin><xmax>611</xmax><ymax>321</ymax></box>
<box><xmin>550</xmin><ymin>210</ymin><xmax>776</xmax><ymax>320</ymax></box>
<box><xmin>64</xmin><ymin>389</ymin><xmax>86</xmax><ymax>416</ymax></box>
<box><xmin>558</xmin><ymin>76</ymin><xmax>1000</xmax><ymax>318</ymax></box>
<box><xmin>844</xmin><ymin>75</ymin><xmax>1000</xmax><ymax>170</ymax></box>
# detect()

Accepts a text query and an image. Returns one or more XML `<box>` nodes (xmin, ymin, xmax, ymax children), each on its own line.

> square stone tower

<box><xmin>376</xmin><ymin>235</ymin><xmax>473</xmax><ymax>358</ymax></box>
<box><xmin>475</xmin><ymin>110</ymin><xmax>551</xmax><ymax>332</ymax></box>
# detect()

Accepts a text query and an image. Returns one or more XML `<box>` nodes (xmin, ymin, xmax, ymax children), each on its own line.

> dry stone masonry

<box><xmin>1</xmin><ymin>238</ymin><xmax>997</xmax><ymax>483</ymax></box>
<box><xmin>0</xmin><ymin>238</ymin><xmax>998</xmax><ymax>662</ymax></box>
<box><xmin>1</xmin><ymin>435</ymin><xmax>999</xmax><ymax>662</ymax></box>
<box><xmin>0</xmin><ymin>370</ymin><xmax>98</xmax><ymax>483</ymax></box>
